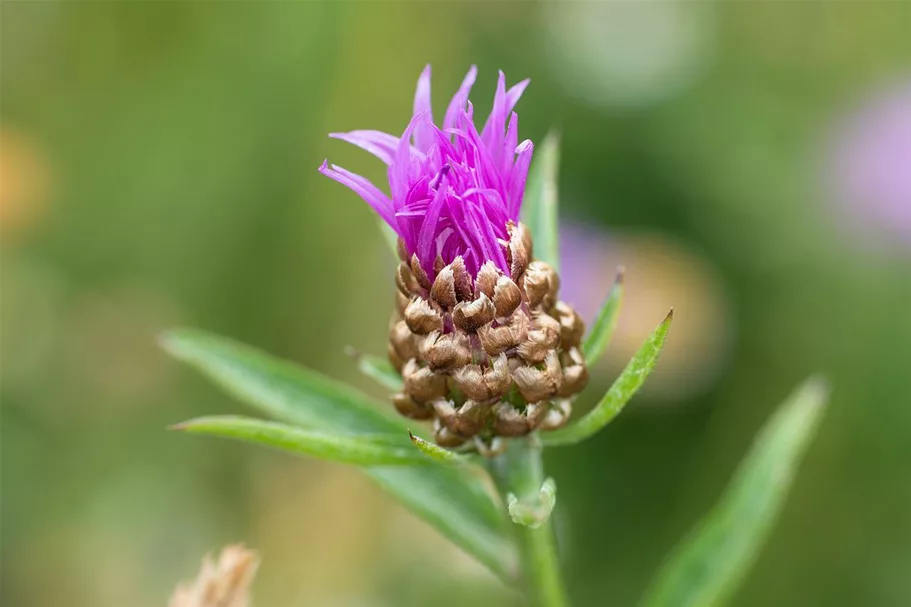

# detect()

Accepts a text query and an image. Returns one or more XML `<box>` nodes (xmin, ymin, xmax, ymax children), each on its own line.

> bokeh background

<box><xmin>2</xmin><ymin>2</ymin><xmax>910</xmax><ymax>606</ymax></box>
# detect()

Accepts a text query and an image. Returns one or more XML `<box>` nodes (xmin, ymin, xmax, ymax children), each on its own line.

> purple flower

<box><xmin>320</xmin><ymin>66</ymin><xmax>534</xmax><ymax>278</ymax></box>
<box><xmin>829</xmin><ymin>81</ymin><xmax>911</xmax><ymax>247</ymax></box>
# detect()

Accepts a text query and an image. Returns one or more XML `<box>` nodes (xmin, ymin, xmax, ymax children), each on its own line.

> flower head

<box><xmin>320</xmin><ymin>65</ymin><xmax>534</xmax><ymax>278</ymax></box>
<box><xmin>322</xmin><ymin>66</ymin><xmax>587</xmax><ymax>447</ymax></box>
<box><xmin>829</xmin><ymin>81</ymin><xmax>911</xmax><ymax>248</ymax></box>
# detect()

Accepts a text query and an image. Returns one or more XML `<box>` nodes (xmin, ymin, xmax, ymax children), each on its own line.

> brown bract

<box><xmin>387</xmin><ymin>221</ymin><xmax>588</xmax><ymax>447</ymax></box>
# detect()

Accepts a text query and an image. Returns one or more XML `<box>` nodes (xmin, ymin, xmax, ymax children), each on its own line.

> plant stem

<box><xmin>490</xmin><ymin>436</ymin><xmax>570</xmax><ymax>607</ymax></box>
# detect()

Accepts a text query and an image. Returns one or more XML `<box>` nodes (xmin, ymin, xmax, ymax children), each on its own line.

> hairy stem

<box><xmin>490</xmin><ymin>437</ymin><xmax>570</xmax><ymax>607</ymax></box>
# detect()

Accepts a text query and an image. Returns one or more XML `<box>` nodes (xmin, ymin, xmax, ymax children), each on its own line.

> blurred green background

<box><xmin>2</xmin><ymin>2</ymin><xmax>910</xmax><ymax>606</ymax></box>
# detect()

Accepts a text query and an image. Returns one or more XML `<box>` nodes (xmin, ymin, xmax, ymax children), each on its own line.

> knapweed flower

<box><xmin>321</xmin><ymin>66</ymin><xmax>589</xmax><ymax>447</ymax></box>
<box><xmin>829</xmin><ymin>80</ymin><xmax>911</xmax><ymax>248</ymax></box>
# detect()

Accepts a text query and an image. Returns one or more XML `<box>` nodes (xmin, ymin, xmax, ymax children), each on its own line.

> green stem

<box><xmin>490</xmin><ymin>437</ymin><xmax>570</xmax><ymax>607</ymax></box>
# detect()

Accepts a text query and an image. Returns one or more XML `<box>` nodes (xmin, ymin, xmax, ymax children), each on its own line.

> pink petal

<box><xmin>481</xmin><ymin>71</ymin><xmax>508</xmax><ymax>156</ymax></box>
<box><xmin>503</xmin><ymin>112</ymin><xmax>518</xmax><ymax>176</ymax></box>
<box><xmin>329</xmin><ymin>130</ymin><xmax>399</xmax><ymax>165</ymax></box>
<box><xmin>319</xmin><ymin>161</ymin><xmax>397</xmax><ymax>228</ymax></box>
<box><xmin>508</xmin><ymin>140</ymin><xmax>534</xmax><ymax>219</ymax></box>
<box><xmin>443</xmin><ymin>66</ymin><xmax>478</xmax><ymax>132</ymax></box>
<box><xmin>392</xmin><ymin>112</ymin><xmax>429</xmax><ymax>203</ymax></box>
<box><xmin>506</xmin><ymin>79</ymin><xmax>530</xmax><ymax>114</ymax></box>
<box><xmin>412</xmin><ymin>65</ymin><xmax>435</xmax><ymax>153</ymax></box>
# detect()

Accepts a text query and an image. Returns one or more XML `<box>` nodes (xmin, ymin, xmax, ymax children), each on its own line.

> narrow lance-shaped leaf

<box><xmin>521</xmin><ymin>131</ymin><xmax>561</xmax><ymax>272</ymax></box>
<box><xmin>174</xmin><ymin>416</ymin><xmax>431</xmax><ymax>466</ymax></box>
<box><xmin>639</xmin><ymin>377</ymin><xmax>829</xmax><ymax>607</ymax></box>
<box><xmin>160</xmin><ymin>329</ymin><xmax>515</xmax><ymax>582</ymax></box>
<box><xmin>543</xmin><ymin>309</ymin><xmax>673</xmax><ymax>447</ymax></box>
<box><xmin>347</xmin><ymin>347</ymin><xmax>403</xmax><ymax>392</ymax></box>
<box><xmin>409</xmin><ymin>431</ymin><xmax>470</xmax><ymax>466</ymax></box>
<box><xmin>582</xmin><ymin>267</ymin><xmax>625</xmax><ymax>366</ymax></box>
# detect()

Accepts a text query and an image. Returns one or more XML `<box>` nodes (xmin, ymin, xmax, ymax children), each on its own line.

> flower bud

<box><xmin>326</xmin><ymin>66</ymin><xmax>593</xmax><ymax>446</ymax></box>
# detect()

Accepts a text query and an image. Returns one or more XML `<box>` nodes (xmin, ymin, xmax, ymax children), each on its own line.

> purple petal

<box><xmin>319</xmin><ymin>161</ymin><xmax>397</xmax><ymax>229</ymax></box>
<box><xmin>503</xmin><ymin>112</ymin><xmax>518</xmax><ymax>175</ymax></box>
<box><xmin>481</xmin><ymin>71</ymin><xmax>508</xmax><ymax>156</ymax></box>
<box><xmin>329</xmin><ymin>130</ymin><xmax>399</xmax><ymax>165</ymax></box>
<box><xmin>392</xmin><ymin>112</ymin><xmax>429</xmax><ymax>203</ymax></box>
<box><xmin>417</xmin><ymin>184</ymin><xmax>449</xmax><ymax>270</ymax></box>
<box><xmin>468</xmin><ymin>201</ymin><xmax>508</xmax><ymax>273</ymax></box>
<box><xmin>508</xmin><ymin>140</ymin><xmax>534</xmax><ymax>219</ymax></box>
<box><xmin>506</xmin><ymin>78</ymin><xmax>530</xmax><ymax>114</ymax></box>
<box><xmin>443</xmin><ymin>66</ymin><xmax>478</xmax><ymax>132</ymax></box>
<box><xmin>412</xmin><ymin>65</ymin><xmax>434</xmax><ymax>153</ymax></box>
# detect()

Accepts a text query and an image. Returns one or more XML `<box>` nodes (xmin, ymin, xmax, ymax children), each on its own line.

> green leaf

<box><xmin>355</xmin><ymin>353</ymin><xmax>403</xmax><ymax>392</ymax></box>
<box><xmin>582</xmin><ymin>267</ymin><xmax>625</xmax><ymax>367</ymax></box>
<box><xmin>409</xmin><ymin>431</ymin><xmax>470</xmax><ymax>465</ymax></box>
<box><xmin>173</xmin><ymin>416</ymin><xmax>431</xmax><ymax>466</ymax></box>
<box><xmin>161</xmin><ymin>328</ymin><xmax>515</xmax><ymax>581</ymax></box>
<box><xmin>347</xmin><ymin>348</ymin><xmax>403</xmax><ymax>392</ymax></box>
<box><xmin>521</xmin><ymin>131</ymin><xmax>561</xmax><ymax>272</ymax></box>
<box><xmin>543</xmin><ymin>310</ymin><xmax>673</xmax><ymax>447</ymax></box>
<box><xmin>639</xmin><ymin>377</ymin><xmax>829</xmax><ymax>607</ymax></box>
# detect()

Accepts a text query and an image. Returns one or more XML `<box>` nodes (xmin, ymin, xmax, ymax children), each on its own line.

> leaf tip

<box><xmin>798</xmin><ymin>375</ymin><xmax>831</xmax><ymax>409</ymax></box>
<box><xmin>615</xmin><ymin>265</ymin><xmax>626</xmax><ymax>285</ymax></box>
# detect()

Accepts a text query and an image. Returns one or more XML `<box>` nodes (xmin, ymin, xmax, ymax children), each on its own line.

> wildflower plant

<box><xmin>164</xmin><ymin>67</ymin><xmax>828</xmax><ymax>607</ymax></box>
